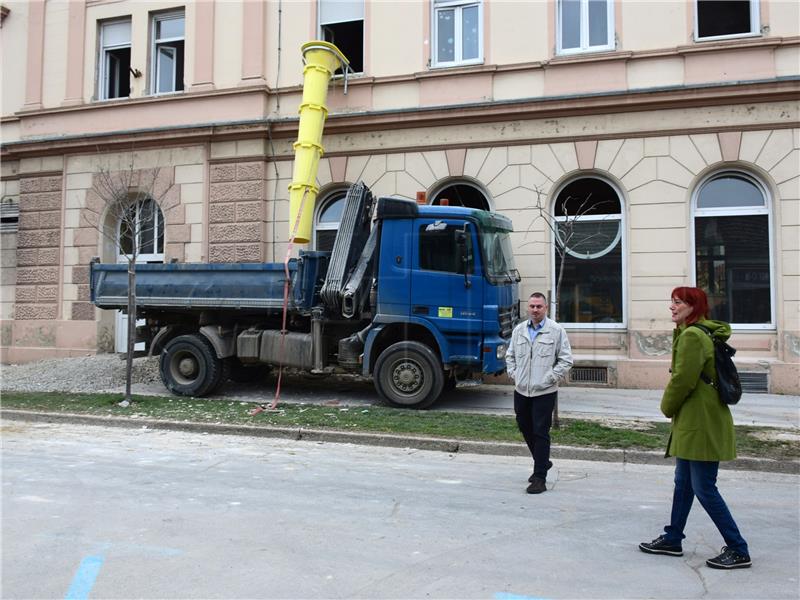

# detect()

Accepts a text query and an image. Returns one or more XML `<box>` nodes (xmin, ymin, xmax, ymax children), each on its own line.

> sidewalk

<box><xmin>435</xmin><ymin>383</ymin><xmax>800</xmax><ymax>430</ymax></box>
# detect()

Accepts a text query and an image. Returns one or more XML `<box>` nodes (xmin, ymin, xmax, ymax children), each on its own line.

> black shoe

<box><xmin>526</xmin><ymin>478</ymin><xmax>547</xmax><ymax>494</ymax></box>
<box><xmin>528</xmin><ymin>461</ymin><xmax>554</xmax><ymax>483</ymax></box>
<box><xmin>706</xmin><ymin>546</ymin><xmax>751</xmax><ymax>569</ymax></box>
<box><xmin>639</xmin><ymin>535</ymin><xmax>683</xmax><ymax>556</ymax></box>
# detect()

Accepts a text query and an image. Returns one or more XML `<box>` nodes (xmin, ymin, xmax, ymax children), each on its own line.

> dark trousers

<box><xmin>663</xmin><ymin>458</ymin><xmax>749</xmax><ymax>555</ymax></box>
<box><xmin>513</xmin><ymin>390</ymin><xmax>556</xmax><ymax>480</ymax></box>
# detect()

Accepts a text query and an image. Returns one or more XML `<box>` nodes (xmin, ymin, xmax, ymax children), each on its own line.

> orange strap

<box><xmin>250</xmin><ymin>188</ymin><xmax>310</xmax><ymax>416</ymax></box>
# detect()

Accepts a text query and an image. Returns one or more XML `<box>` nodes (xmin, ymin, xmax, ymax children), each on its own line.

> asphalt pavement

<box><xmin>3</xmin><ymin>420</ymin><xmax>798</xmax><ymax>600</ymax></box>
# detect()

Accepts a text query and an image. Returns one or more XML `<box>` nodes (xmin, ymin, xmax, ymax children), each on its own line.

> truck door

<box><xmin>410</xmin><ymin>219</ymin><xmax>484</xmax><ymax>363</ymax></box>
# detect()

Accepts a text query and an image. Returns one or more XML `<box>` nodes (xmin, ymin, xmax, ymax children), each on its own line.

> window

<box><xmin>319</xmin><ymin>0</ymin><xmax>363</xmax><ymax>73</ymax></box>
<box><xmin>99</xmin><ymin>19</ymin><xmax>131</xmax><ymax>100</ymax></box>
<box><xmin>118</xmin><ymin>197</ymin><xmax>164</xmax><ymax>261</ymax></box>
<box><xmin>557</xmin><ymin>0</ymin><xmax>614</xmax><ymax>55</ymax></box>
<box><xmin>432</xmin><ymin>181</ymin><xmax>490</xmax><ymax>210</ymax></box>
<box><xmin>696</xmin><ymin>0</ymin><xmax>760</xmax><ymax>41</ymax></box>
<box><xmin>0</xmin><ymin>198</ymin><xmax>19</xmax><ymax>233</ymax></box>
<box><xmin>314</xmin><ymin>191</ymin><xmax>347</xmax><ymax>252</ymax></box>
<box><xmin>151</xmin><ymin>11</ymin><xmax>185</xmax><ymax>94</ymax></box>
<box><xmin>694</xmin><ymin>172</ymin><xmax>772</xmax><ymax>327</ymax></box>
<box><xmin>419</xmin><ymin>223</ymin><xmax>474</xmax><ymax>275</ymax></box>
<box><xmin>552</xmin><ymin>177</ymin><xmax>624</xmax><ymax>325</ymax></box>
<box><xmin>433</xmin><ymin>0</ymin><xmax>482</xmax><ymax>67</ymax></box>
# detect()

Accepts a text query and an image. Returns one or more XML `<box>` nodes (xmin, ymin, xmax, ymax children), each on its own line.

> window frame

<box><xmin>691</xmin><ymin>169</ymin><xmax>774</xmax><ymax>330</ymax></box>
<box><xmin>549</xmin><ymin>175</ymin><xmax>627</xmax><ymax>329</ymax></box>
<box><xmin>431</xmin><ymin>0</ymin><xmax>484</xmax><ymax>69</ymax></box>
<box><xmin>116</xmin><ymin>196</ymin><xmax>165</xmax><ymax>263</ymax></box>
<box><xmin>318</xmin><ymin>0</ymin><xmax>364</xmax><ymax>74</ymax></box>
<box><xmin>556</xmin><ymin>0</ymin><xmax>615</xmax><ymax>56</ymax></box>
<box><xmin>694</xmin><ymin>0</ymin><xmax>761</xmax><ymax>42</ymax></box>
<box><xmin>417</xmin><ymin>221</ymin><xmax>475</xmax><ymax>275</ymax></box>
<box><xmin>150</xmin><ymin>10</ymin><xmax>185</xmax><ymax>95</ymax></box>
<box><xmin>98</xmin><ymin>18</ymin><xmax>132</xmax><ymax>101</ymax></box>
<box><xmin>313</xmin><ymin>189</ymin><xmax>349</xmax><ymax>252</ymax></box>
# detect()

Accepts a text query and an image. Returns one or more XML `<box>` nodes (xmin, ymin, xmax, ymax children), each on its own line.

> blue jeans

<box><xmin>663</xmin><ymin>458</ymin><xmax>749</xmax><ymax>555</ymax></box>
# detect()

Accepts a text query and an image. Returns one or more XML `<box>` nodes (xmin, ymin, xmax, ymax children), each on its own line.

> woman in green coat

<box><xmin>639</xmin><ymin>287</ymin><xmax>751</xmax><ymax>570</ymax></box>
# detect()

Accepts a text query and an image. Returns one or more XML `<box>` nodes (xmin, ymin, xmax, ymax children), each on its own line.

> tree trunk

<box><xmin>552</xmin><ymin>249</ymin><xmax>567</xmax><ymax>430</ymax></box>
<box><xmin>124</xmin><ymin>263</ymin><xmax>136</xmax><ymax>405</ymax></box>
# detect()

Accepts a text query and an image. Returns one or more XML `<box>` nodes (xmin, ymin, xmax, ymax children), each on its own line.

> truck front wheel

<box><xmin>160</xmin><ymin>334</ymin><xmax>223</xmax><ymax>397</ymax></box>
<box><xmin>374</xmin><ymin>341</ymin><xmax>444</xmax><ymax>409</ymax></box>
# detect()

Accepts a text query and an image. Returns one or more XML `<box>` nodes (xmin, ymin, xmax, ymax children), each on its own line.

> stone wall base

<box><xmin>0</xmin><ymin>319</ymin><xmax>97</xmax><ymax>364</ymax></box>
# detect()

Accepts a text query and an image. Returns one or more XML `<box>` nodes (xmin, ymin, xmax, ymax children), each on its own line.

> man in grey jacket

<box><xmin>505</xmin><ymin>292</ymin><xmax>573</xmax><ymax>494</ymax></box>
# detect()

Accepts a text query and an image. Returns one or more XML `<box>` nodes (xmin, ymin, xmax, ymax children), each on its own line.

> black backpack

<box><xmin>691</xmin><ymin>323</ymin><xmax>743</xmax><ymax>405</ymax></box>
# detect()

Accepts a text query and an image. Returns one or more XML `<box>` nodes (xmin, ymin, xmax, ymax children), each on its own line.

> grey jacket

<box><xmin>505</xmin><ymin>317</ymin><xmax>573</xmax><ymax>397</ymax></box>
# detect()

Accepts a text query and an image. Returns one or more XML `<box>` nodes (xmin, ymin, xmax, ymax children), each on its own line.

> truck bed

<box><xmin>90</xmin><ymin>253</ymin><xmax>328</xmax><ymax>313</ymax></box>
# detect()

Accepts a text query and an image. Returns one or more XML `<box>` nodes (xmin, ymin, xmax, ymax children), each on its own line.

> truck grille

<box><xmin>498</xmin><ymin>304</ymin><xmax>518</xmax><ymax>338</ymax></box>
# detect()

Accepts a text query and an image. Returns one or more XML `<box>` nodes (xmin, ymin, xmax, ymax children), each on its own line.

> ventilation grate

<box><xmin>739</xmin><ymin>372</ymin><xmax>769</xmax><ymax>394</ymax></box>
<box><xmin>570</xmin><ymin>366</ymin><xmax>608</xmax><ymax>385</ymax></box>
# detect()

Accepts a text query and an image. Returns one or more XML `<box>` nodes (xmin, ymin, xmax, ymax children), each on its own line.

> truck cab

<box><xmin>363</xmin><ymin>197</ymin><xmax>520</xmax><ymax>408</ymax></box>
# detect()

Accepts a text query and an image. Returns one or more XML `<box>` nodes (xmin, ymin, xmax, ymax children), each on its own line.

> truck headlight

<box><xmin>496</xmin><ymin>344</ymin><xmax>507</xmax><ymax>360</ymax></box>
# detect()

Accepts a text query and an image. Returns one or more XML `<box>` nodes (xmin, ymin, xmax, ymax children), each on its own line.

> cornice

<box><xmin>1</xmin><ymin>78</ymin><xmax>797</xmax><ymax>161</ymax></box>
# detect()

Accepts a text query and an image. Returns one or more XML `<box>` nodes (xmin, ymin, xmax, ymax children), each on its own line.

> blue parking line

<box><xmin>494</xmin><ymin>593</ymin><xmax>550</xmax><ymax>600</ymax></box>
<box><xmin>65</xmin><ymin>555</ymin><xmax>104</xmax><ymax>600</ymax></box>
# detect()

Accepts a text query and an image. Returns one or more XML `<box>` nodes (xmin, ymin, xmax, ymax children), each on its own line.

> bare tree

<box><xmin>522</xmin><ymin>187</ymin><xmax>614</xmax><ymax>427</ymax></box>
<box><xmin>81</xmin><ymin>153</ymin><xmax>177</xmax><ymax>406</ymax></box>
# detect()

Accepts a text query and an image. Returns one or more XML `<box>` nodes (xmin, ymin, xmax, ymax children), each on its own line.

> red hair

<box><xmin>671</xmin><ymin>286</ymin><xmax>709</xmax><ymax>324</ymax></box>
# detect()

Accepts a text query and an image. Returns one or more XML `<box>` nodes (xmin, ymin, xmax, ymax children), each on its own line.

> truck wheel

<box><xmin>160</xmin><ymin>334</ymin><xmax>223</xmax><ymax>397</ymax></box>
<box><xmin>374</xmin><ymin>341</ymin><xmax>444</xmax><ymax>409</ymax></box>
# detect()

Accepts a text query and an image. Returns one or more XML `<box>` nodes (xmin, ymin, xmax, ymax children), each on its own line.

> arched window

<box><xmin>117</xmin><ymin>196</ymin><xmax>164</xmax><ymax>262</ymax></box>
<box><xmin>431</xmin><ymin>181</ymin><xmax>490</xmax><ymax>210</ymax></box>
<box><xmin>115</xmin><ymin>196</ymin><xmax>164</xmax><ymax>353</ymax></box>
<box><xmin>552</xmin><ymin>177</ymin><xmax>624</xmax><ymax>326</ymax></box>
<box><xmin>314</xmin><ymin>190</ymin><xmax>347</xmax><ymax>252</ymax></box>
<box><xmin>693</xmin><ymin>171</ymin><xmax>772</xmax><ymax>326</ymax></box>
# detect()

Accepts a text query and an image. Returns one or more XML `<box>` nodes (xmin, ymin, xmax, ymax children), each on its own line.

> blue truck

<box><xmin>90</xmin><ymin>182</ymin><xmax>520</xmax><ymax>409</ymax></box>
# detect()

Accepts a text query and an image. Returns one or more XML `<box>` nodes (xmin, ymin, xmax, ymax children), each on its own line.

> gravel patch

<box><xmin>1</xmin><ymin>355</ymin><xmax>162</xmax><ymax>394</ymax></box>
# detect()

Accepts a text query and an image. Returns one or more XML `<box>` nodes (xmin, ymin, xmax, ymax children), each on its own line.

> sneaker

<box><xmin>528</xmin><ymin>461</ymin><xmax>554</xmax><ymax>483</ymax></box>
<box><xmin>706</xmin><ymin>546</ymin><xmax>751</xmax><ymax>570</ymax></box>
<box><xmin>639</xmin><ymin>535</ymin><xmax>683</xmax><ymax>556</ymax></box>
<box><xmin>526</xmin><ymin>478</ymin><xmax>547</xmax><ymax>494</ymax></box>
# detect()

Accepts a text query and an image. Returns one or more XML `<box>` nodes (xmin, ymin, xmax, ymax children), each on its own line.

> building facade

<box><xmin>1</xmin><ymin>0</ymin><xmax>798</xmax><ymax>393</ymax></box>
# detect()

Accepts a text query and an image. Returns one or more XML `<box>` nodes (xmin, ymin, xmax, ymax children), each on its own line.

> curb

<box><xmin>2</xmin><ymin>409</ymin><xmax>797</xmax><ymax>475</ymax></box>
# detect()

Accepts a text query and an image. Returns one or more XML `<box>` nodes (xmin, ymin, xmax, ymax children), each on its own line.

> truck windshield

<box><xmin>481</xmin><ymin>229</ymin><xmax>520</xmax><ymax>284</ymax></box>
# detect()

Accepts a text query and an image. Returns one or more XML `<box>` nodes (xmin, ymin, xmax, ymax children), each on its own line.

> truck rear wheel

<box><xmin>374</xmin><ymin>341</ymin><xmax>444</xmax><ymax>409</ymax></box>
<box><xmin>160</xmin><ymin>334</ymin><xmax>223</xmax><ymax>397</ymax></box>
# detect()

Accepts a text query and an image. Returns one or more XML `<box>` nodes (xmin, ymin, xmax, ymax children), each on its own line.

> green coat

<box><xmin>660</xmin><ymin>319</ymin><xmax>736</xmax><ymax>462</ymax></box>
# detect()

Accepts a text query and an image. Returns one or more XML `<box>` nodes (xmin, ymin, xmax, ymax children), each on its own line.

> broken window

<box><xmin>99</xmin><ymin>19</ymin><xmax>131</xmax><ymax>100</ymax></box>
<box><xmin>696</xmin><ymin>0</ymin><xmax>760</xmax><ymax>40</ymax></box>
<box><xmin>557</xmin><ymin>0</ymin><xmax>614</xmax><ymax>55</ymax></box>
<box><xmin>319</xmin><ymin>0</ymin><xmax>363</xmax><ymax>73</ymax></box>
<box><xmin>151</xmin><ymin>10</ymin><xmax>185</xmax><ymax>94</ymax></box>
<box><xmin>433</xmin><ymin>0</ymin><xmax>482</xmax><ymax>67</ymax></box>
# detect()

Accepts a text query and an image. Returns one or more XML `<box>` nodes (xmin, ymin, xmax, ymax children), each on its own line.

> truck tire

<box><xmin>160</xmin><ymin>334</ymin><xmax>224</xmax><ymax>397</ymax></box>
<box><xmin>374</xmin><ymin>341</ymin><xmax>444</xmax><ymax>409</ymax></box>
